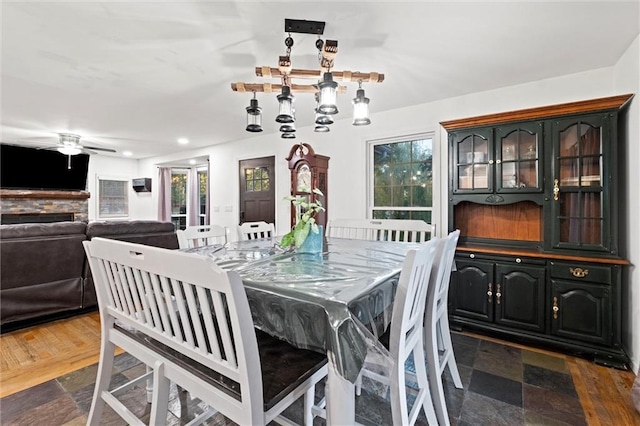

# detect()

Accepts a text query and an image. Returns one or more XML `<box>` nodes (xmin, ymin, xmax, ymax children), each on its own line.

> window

<box><xmin>170</xmin><ymin>167</ymin><xmax>209</xmax><ymax>230</ymax></box>
<box><xmin>198</xmin><ymin>168</ymin><xmax>208</xmax><ymax>225</ymax></box>
<box><xmin>97</xmin><ymin>177</ymin><xmax>128</xmax><ymax>218</ymax></box>
<box><xmin>171</xmin><ymin>169</ymin><xmax>187</xmax><ymax>230</ymax></box>
<box><xmin>245</xmin><ymin>166</ymin><xmax>270</xmax><ymax>191</ymax></box>
<box><xmin>369</xmin><ymin>135</ymin><xmax>434</xmax><ymax>223</ymax></box>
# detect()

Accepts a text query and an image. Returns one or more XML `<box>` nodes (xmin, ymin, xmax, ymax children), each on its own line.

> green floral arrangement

<box><xmin>280</xmin><ymin>188</ymin><xmax>325</xmax><ymax>249</ymax></box>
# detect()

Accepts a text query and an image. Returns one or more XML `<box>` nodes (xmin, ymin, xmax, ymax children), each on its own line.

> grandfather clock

<box><xmin>286</xmin><ymin>143</ymin><xmax>330</xmax><ymax>229</ymax></box>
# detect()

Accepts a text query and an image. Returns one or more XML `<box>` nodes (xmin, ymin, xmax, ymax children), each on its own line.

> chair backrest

<box><xmin>326</xmin><ymin>219</ymin><xmax>434</xmax><ymax>243</ymax></box>
<box><xmin>237</xmin><ymin>221</ymin><xmax>275</xmax><ymax>241</ymax></box>
<box><xmin>83</xmin><ymin>237</ymin><xmax>264</xmax><ymax>423</ymax></box>
<box><xmin>426</xmin><ymin>229</ymin><xmax>460</xmax><ymax>318</ymax></box>
<box><xmin>389</xmin><ymin>238</ymin><xmax>438</xmax><ymax>356</ymax></box>
<box><xmin>177</xmin><ymin>225</ymin><xmax>228</xmax><ymax>249</ymax></box>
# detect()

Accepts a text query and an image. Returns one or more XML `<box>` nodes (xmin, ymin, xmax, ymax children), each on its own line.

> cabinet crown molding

<box><xmin>440</xmin><ymin>94</ymin><xmax>634</xmax><ymax>131</ymax></box>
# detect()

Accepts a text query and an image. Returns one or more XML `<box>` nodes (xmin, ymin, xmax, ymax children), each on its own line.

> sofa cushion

<box><xmin>0</xmin><ymin>221</ymin><xmax>86</xmax><ymax>239</ymax></box>
<box><xmin>86</xmin><ymin>220</ymin><xmax>178</xmax><ymax>249</ymax></box>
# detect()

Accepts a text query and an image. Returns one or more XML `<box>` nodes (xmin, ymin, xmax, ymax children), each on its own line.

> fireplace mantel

<box><xmin>1</xmin><ymin>189</ymin><xmax>90</xmax><ymax>223</ymax></box>
<box><xmin>0</xmin><ymin>189</ymin><xmax>90</xmax><ymax>199</ymax></box>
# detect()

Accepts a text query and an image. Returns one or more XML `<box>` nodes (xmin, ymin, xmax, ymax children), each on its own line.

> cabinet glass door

<box><xmin>495</xmin><ymin>122</ymin><xmax>543</xmax><ymax>192</ymax></box>
<box><xmin>551</xmin><ymin>114</ymin><xmax>609</xmax><ymax>251</ymax></box>
<box><xmin>451</xmin><ymin>128</ymin><xmax>492</xmax><ymax>193</ymax></box>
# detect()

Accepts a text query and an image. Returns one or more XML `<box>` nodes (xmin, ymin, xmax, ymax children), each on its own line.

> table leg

<box><xmin>326</xmin><ymin>359</ymin><xmax>355</xmax><ymax>426</ymax></box>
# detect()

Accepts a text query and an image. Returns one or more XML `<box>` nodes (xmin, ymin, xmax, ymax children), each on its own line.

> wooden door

<box><xmin>450</xmin><ymin>258</ymin><xmax>494</xmax><ymax>323</ymax></box>
<box><xmin>239</xmin><ymin>156</ymin><xmax>275</xmax><ymax>226</ymax></box>
<box><xmin>550</xmin><ymin>279</ymin><xmax>611</xmax><ymax>346</ymax></box>
<box><xmin>494</xmin><ymin>263</ymin><xmax>546</xmax><ymax>332</ymax></box>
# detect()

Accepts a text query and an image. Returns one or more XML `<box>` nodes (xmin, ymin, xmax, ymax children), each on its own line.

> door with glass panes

<box><xmin>549</xmin><ymin>113</ymin><xmax>611</xmax><ymax>253</ymax></box>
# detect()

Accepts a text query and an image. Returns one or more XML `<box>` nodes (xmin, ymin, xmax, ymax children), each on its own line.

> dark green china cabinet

<box><xmin>442</xmin><ymin>94</ymin><xmax>633</xmax><ymax>368</ymax></box>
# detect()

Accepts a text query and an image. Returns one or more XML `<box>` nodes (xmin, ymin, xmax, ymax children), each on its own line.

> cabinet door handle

<box><xmin>569</xmin><ymin>267</ymin><xmax>589</xmax><ymax>278</ymax></box>
<box><xmin>495</xmin><ymin>284</ymin><xmax>501</xmax><ymax>305</ymax></box>
<box><xmin>496</xmin><ymin>159</ymin><xmax>502</xmax><ymax>164</ymax></box>
<box><xmin>553</xmin><ymin>179</ymin><xmax>559</xmax><ymax>201</ymax></box>
<box><xmin>487</xmin><ymin>283</ymin><xmax>493</xmax><ymax>303</ymax></box>
<box><xmin>552</xmin><ymin>296</ymin><xmax>559</xmax><ymax>319</ymax></box>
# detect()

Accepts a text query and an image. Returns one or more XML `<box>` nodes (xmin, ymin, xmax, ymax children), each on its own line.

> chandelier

<box><xmin>231</xmin><ymin>19</ymin><xmax>384</xmax><ymax>138</ymax></box>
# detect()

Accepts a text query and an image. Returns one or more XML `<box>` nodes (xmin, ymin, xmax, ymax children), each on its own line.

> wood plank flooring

<box><xmin>1</xmin><ymin>312</ymin><xmax>639</xmax><ymax>425</ymax></box>
<box><xmin>0</xmin><ymin>312</ymin><xmax>122</xmax><ymax>398</ymax></box>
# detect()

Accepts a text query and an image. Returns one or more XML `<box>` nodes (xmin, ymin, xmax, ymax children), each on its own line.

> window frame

<box><xmin>170</xmin><ymin>166</ymin><xmax>209</xmax><ymax>230</ymax></box>
<box><xmin>96</xmin><ymin>175</ymin><xmax>129</xmax><ymax>219</ymax></box>
<box><xmin>367</xmin><ymin>132</ymin><xmax>438</xmax><ymax>225</ymax></box>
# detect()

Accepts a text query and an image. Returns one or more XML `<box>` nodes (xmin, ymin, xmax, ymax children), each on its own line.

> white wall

<box><xmin>613</xmin><ymin>34</ymin><xmax>640</xmax><ymax>374</ymax></box>
<box><xmin>86</xmin><ymin>154</ymin><xmax>144</xmax><ymax>221</ymax></box>
<box><xmin>131</xmin><ymin>48</ymin><xmax>638</xmax><ymax>369</ymax></box>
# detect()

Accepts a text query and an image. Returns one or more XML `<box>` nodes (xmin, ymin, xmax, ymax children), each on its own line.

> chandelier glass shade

<box><xmin>352</xmin><ymin>87</ymin><xmax>371</xmax><ymax>126</ymax></box>
<box><xmin>317</xmin><ymin>72</ymin><xmax>339</xmax><ymax>115</ymax></box>
<box><xmin>276</xmin><ymin>85</ymin><xmax>295</xmax><ymax>123</ymax></box>
<box><xmin>245</xmin><ymin>95</ymin><xmax>263</xmax><ymax>132</ymax></box>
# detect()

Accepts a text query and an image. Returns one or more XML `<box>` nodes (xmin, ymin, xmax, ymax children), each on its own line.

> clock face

<box><xmin>296</xmin><ymin>164</ymin><xmax>311</xmax><ymax>192</ymax></box>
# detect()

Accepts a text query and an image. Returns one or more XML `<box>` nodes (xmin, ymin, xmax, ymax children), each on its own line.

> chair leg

<box><xmin>439</xmin><ymin>317</ymin><xmax>463</xmax><ymax>389</ymax></box>
<box><xmin>413</xmin><ymin>345</ymin><xmax>438</xmax><ymax>426</ymax></box>
<box><xmin>426</xmin><ymin>318</ymin><xmax>451</xmax><ymax>426</ymax></box>
<box><xmin>355</xmin><ymin>371</ymin><xmax>363</xmax><ymax>396</ymax></box>
<box><xmin>390</xmin><ymin>356</ymin><xmax>410</xmax><ymax>426</ymax></box>
<box><xmin>303</xmin><ymin>385</ymin><xmax>314</xmax><ymax>426</ymax></box>
<box><xmin>149</xmin><ymin>361</ymin><xmax>170</xmax><ymax>425</ymax></box>
<box><xmin>145</xmin><ymin>365</ymin><xmax>153</xmax><ymax>403</ymax></box>
<box><xmin>87</xmin><ymin>338</ymin><xmax>116</xmax><ymax>426</ymax></box>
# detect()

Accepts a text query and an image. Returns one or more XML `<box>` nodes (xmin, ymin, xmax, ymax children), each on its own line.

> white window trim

<box><xmin>366</xmin><ymin>131</ymin><xmax>439</xmax><ymax>228</ymax></box>
<box><xmin>96</xmin><ymin>175</ymin><xmax>129</xmax><ymax>219</ymax></box>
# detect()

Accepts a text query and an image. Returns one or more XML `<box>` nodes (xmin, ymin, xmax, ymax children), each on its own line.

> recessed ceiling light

<box><xmin>178</xmin><ymin>138</ymin><xmax>189</xmax><ymax>145</ymax></box>
<box><xmin>189</xmin><ymin>159</ymin><xmax>196</xmax><ymax>165</ymax></box>
<box><xmin>123</xmin><ymin>151</ymin><xmax>133</xmax><ymax>157</ymax></box>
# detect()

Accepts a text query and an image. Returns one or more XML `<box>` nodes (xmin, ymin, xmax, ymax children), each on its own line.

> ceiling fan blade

<box><xmin>82</xmin><ymin>145</ymin><xmax>117</xmax><ymax>153</ymax></box>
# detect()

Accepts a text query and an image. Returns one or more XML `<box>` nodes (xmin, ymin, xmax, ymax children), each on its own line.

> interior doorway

<box><xmin>239</xmin><ymin>156</ymin><xmax>275</xmax><ymax>226</ymax></box>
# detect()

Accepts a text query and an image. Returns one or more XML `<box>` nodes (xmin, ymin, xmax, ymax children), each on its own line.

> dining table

<box><xmin>181</xmin><ymin>235</ymin><xmax>423</xmax><ymax>425</ymax></box>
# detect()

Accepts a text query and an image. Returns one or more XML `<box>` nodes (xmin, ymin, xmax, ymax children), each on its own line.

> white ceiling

<box><xmin>1</xmin><ymin>1</ymin><xmax>638</xmax><ymax>159</ymax></box>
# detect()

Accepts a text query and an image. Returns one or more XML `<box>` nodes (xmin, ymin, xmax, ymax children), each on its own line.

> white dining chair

<box><xmin>238</xmin><ymin>221</ymin><xmax>275</xmax><ymax>240</ymax></box>
<box><xmin>423</xmin><ymin>229</ymin><xmax>462</xmax><ymax>426</ymax></box>
<box><xmin>176</xmin><ymin>224</ymin><xmax>228</xmax><ymax>249</ymax></box>
<box><xmin>326</xmin><ymin>218</ymin><xmax>434</xmax><ymax>243</ymax></box>
<box><xmin>356</xmin><ymin>237</ymin><xmax>439</xmax><ymax>426</ymax></box>
<box><xmin>83</xmin><ymin>237</ymin><xmax>327</xmax><ymax>426</ymax></box>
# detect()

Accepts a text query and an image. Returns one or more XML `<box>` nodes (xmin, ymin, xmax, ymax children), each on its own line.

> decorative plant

<box><xmin>280</xmin><ymin>187</ymin><xmax>325</xmax><ymax>249</ymax></box>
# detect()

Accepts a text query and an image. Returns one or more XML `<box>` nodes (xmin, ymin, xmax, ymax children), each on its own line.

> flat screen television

<box><xmin>0</xmin><ymin>144</ymin><xmax>90</xmax><ymax>191</ymax></box>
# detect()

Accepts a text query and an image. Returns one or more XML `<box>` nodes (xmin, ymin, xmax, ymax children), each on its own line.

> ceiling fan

<box><xmin>55</xmin><ymin>133</ymin><xmax>117</xmax><ymax>156</ymax></box>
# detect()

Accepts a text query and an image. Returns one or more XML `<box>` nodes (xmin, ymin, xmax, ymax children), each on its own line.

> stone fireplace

<box><xmin>0</xmin><ymin>189</ymin><xmax>90</xmax><ymax>224</ymax></box>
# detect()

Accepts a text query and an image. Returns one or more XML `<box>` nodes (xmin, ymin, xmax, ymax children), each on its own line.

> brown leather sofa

<box><xmin>0</xmin><ymin>220</ymin><xmax>178</xmax><ymax>331</ymax></box>
<box><xmin>82</xmin><ymin>220</ymin><xmax>179</xmax><ymax>308</ymax></box>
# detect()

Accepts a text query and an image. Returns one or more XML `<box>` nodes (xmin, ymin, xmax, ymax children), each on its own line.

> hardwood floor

<box><xmin>0</xmin><ymin>312</ymin><xmax>122</xmax><ymax>398</ymax></box>
<box><xmin>1</xmin><ymin>312</ymin><xmax>638</xmax><ymax>425</ymax></box>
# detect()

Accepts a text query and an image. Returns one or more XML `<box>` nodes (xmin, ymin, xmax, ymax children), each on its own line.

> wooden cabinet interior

<box><xmin>453</xmin><ymin>201</ymin><xmax>542</xmax><ymax>242</ymax></box>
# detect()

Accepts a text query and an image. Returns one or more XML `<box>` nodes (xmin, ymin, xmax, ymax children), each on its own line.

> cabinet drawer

<box><xmin>457</xmin><ymin>252</ymin><xmax>545</xmax><ymax>266</ymax></box>
<box><xmin>549</xmin><ymin>261</ymin><xmax>611</xmax><ymax>285</ymax></box>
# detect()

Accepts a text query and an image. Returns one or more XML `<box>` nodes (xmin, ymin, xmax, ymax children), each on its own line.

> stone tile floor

<box><xmin>0</xmin><ymin>332</ymin><xmax>587</xmax><ymax>425</ymax></box>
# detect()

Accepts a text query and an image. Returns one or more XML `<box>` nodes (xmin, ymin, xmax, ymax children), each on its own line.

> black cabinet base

<box><xmin>451</xmin><ymin>316</ymin><xmax>629</xmax><ymax>370</ymax></box>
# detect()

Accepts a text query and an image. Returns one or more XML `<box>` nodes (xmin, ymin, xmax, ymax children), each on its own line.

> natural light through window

<box><xmin>369</xmin><ymin>135</ymin><xmax>434</xmax><ymax>223</ymax></box>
